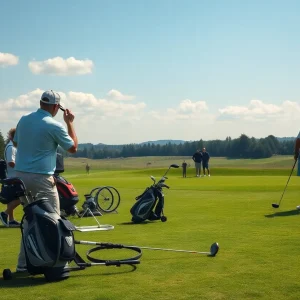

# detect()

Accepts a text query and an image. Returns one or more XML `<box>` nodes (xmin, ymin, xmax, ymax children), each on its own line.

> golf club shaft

<box><xmin>130</xmin><ymin>246</ymin><xmax>211</xmax><ymax>255</ymax></box>
<box><xmin>276</xmin><ymin>159</ymin><xmax>297</xmax><ymax>207</ymax></box>
<box><xmin>76</xmin><ymin>241</ymin><xmax>212</xmax><ymax>255</ymax></box>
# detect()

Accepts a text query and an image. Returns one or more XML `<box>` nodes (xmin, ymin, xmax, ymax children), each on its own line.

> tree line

<box><xmin>68</xmin><ymin>134</ymin><xmax>295</xmax><ymax>159</ymax></box>
<box><xmin>0</xmin><ymin>130</ymin><xmax>295</xmax><ymax>160</ymax></box>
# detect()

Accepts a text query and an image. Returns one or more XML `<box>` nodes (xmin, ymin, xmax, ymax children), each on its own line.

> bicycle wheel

<box><xmin>89</xmin><ymin>187</ymin><xmax>102</xmax><ymax>198</ymax></box>
<box><xmin>105</xmin><ymin>186</ymin><xmax>121</xmax><ymax>212</ymax></box>
<box><xmin>95</xmin><ymin>187</ymin><xmax>114</xmax><ymax>212</ymax></box>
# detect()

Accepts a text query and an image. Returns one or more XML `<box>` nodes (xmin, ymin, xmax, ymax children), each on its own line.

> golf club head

<box><xmin>209</xmin><ymin>242</ymin><xmax>219</xmax><ymax>257</ymax></box>
<box><xmin>170</xmin><ymin>164</ymin><xmax>180</xmax><ymax>168</ymax></box>
<box><xmin>272</xmin><ymin>203</ymin><xmax>280</xmax><ymax>209</ymax></box>
<box><xmin>150</xmin><ymin>175</ymin><xmax>156</xmax><ymax>183</ymax></box>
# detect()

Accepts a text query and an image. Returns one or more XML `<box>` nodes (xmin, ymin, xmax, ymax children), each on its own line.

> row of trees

<box><xmin>0</xmin><ymin>130</ymin><xmax>295</xmax><ymax>160</ymax></box>
<box><xmin>73</xmin><ymin>134</ymin><xmax>295</xmax><ymax>159</ymax></box>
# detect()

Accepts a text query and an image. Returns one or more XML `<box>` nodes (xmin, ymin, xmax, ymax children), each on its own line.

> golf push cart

<box><xmin>55</xmin><ymin>153</ymin><xmax>121</xmax><ymax>218</ymax></box>
<box><xmin>1</xmin><ymin>165</ymin><xmax>219</xmax><ymax>282</ymax></box>
<box><xmin>130</xmin><ymin>164</ymin><xmax>180</xmax><ymax>223</ymax></box>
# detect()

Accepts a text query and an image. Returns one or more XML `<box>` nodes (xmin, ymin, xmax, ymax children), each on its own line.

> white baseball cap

<box><xmin>40</xmin><ymin>90</ymin><xmax>61</xmax><ymax>105</ymax></box>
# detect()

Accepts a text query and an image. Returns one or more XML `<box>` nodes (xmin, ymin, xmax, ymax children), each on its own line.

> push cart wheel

<box><xmin>3</xmin><ymin>268</ymin><xmax>12</xmax><ymax>280</ymax></box>
<box><xmin>89</xmin><ymin>187</ymin><xmax>103</xmax><ymax>198</ymax></box>
<box><xmin>161</xmin><ymin>216</ymin><xmax>167</xmax><ymax>222</ymax></box>
<box><xmin>104</xmin><ymin>186</ymin><xmax>121</xmax><ymax>212</ymax></box>
<box><xmin>95</xmin><ymin>187</ymin><xmax>114</xmax><ymax>212</ymax></box>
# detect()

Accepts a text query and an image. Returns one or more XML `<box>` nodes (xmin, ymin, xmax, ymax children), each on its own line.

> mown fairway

<box><xmin>1</xmin><ymin>156</ymin><xmax>300</xmax><ymax>300</ymax></box>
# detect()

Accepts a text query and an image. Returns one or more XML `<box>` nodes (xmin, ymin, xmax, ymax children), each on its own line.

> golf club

<box><xmin>129</xmin><ymin>242</ymin><xmax>219</xmax><ymax>257</ymax></box>
<box><xmin>272</xmin><ymin>159</ymin><xmax>297</xmax><ymax>209</ymax></box>
<box><xmin>162</xmin><ymin>163</ymin><xmax>180</xmax><ymax>177</ymax></box>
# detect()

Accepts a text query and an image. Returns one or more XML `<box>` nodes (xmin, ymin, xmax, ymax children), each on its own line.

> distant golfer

<box><xmin>202</xmin><ymin>147</ymin><xmax>210</xmax><ymax>176</ymax></box>
<box><xmin>192</xmin><ymin>149</ymin><xmax>203</xmax><ymax>177</ymax></box>
<box><xmin>182</xmin><ymin>160</ymin><xmax>187</xmax><ymax>178</ymax></box>
<box><xmin>294</xmin><ymin>134</ymin><xmax>300</xmax><ymax>210</ymax></box>
<box><xmin>86</xmin><ymin>163</ymin><xmax>90</xmax><ymax>174</ymax></box>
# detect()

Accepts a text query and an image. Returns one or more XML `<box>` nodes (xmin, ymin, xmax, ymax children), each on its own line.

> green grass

<box><xmin>1</xmin><ymin>156</ymin><xmax>300</xmax><ymax>299</ymax></box>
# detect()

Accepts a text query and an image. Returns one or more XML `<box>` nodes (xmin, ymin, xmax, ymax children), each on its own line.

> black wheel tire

<box><xmin>95</xmin><ymin>187</ymin><xmax>114</xmax><ymax>212</ymax></box>
<box><xmin>105</xmin><ymin>186</ymin><xmax>121</xmax><ymax>212</ymax></box>
<box><xmin>3</xmin><ymin>268</ymin><xmax>12</xmax><ymax>280</ymax></box>
<box><xmin>161</xmin><ymin>216</ymin><xmax>167</xmax><ymax>222</ymax></box>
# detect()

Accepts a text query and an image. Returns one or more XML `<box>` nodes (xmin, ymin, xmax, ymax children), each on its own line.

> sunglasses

<box><xmin>58</xmin><ymin>105</ymin><xmax>65</xmax><ymax>112</ymax></box>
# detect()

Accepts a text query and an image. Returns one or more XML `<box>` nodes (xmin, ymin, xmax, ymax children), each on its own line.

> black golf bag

<box><xmin>0</xmin><ymin>178</ymin><xmax>25</xmax><ymax>204</ymax></box>
<box><xmin>130</xmin><ymin>164</ymin><xmax>179</xmax><ymax>223</ymax></box>
<box><xmin>21</xmin><ymin>198</ymin><xmax>76</xmax><ymax>282</ymax></box>
<box><xmin>130</xmin><ymin>187</ymin><xmax>165</xmax><ymax>223</ymax></box>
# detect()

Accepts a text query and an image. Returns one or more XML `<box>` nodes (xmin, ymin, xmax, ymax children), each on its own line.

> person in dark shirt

<box><xmin>192</xmin><ymin>149</ymin><xmax>203</xmax><ymax>177</ymax></box>
<box><xmin>182</xmin><ymin>160</ymin><xmax>188</xmax><ymax>178</ymax></box>
<box><xmin>202</xmin><ymin>147</ymin><xmax>210</xmax><ymax>176</ymax></box>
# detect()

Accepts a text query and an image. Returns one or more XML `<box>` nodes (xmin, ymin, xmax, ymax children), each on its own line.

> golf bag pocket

<box><xmin>130</xmin><ymin>187</ymin><xmax>156</xmax><ymax>222</ymax></box>
<box><xmin>22</xmin><ymin>199</ymin><xmax>76</xmax><ymax>269</ymax></box>
<box><xmin>59</xmin><ymin>218</ymin><xmax>77</xmax><ymax>260</ymax></box>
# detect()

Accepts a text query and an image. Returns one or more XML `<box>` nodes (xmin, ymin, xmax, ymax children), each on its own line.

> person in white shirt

<box><xmin>0</xmin><ymin>128</ymin><xmax>21</xmax><ymax>227</ymax></box>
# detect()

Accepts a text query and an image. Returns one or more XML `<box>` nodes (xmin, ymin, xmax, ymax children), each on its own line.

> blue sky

<box><xmin>1</xmin><ymin>0</ymin><xmax>300</xmax><ymax>144</ymax></box>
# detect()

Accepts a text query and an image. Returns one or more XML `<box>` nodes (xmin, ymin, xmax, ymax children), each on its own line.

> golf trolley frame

<box><xmin>62</xmin><ymin>185</ymin><xmax>121</xmax><ymax>232</ymax></box>
<box><xmin>0</xmin><ymin>177</ymin><xmax>142</xmax><ymax>281</ymax></box>
<box><xmin>57</xmin><ymin>176</ymin><xmax>121</xmax><ymax>217</ymax></box>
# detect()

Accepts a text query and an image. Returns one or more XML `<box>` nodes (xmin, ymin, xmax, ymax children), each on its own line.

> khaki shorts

<box><xmin>15</xmin><ymin>171</ymin><xmax>60</xmax><ymax>214</ymax></box>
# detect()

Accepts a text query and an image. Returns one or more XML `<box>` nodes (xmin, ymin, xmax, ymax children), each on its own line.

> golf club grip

<box><xmin>75</xmin><ymin>240</ymin><xmax>125</xmax><ymax>248</ymax></box>
<box><xmin>75</xmin><ymin>240</ymin><xmax>104</xmax><ymax>246</ymax></box>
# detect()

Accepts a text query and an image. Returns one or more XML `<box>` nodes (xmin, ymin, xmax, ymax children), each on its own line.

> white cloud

<box><xmin>150</xmin><ymin>99</ymin><xmax>209</xmax><ymax>121</ymax></box>
<box><xmin>28</xmin><ymin>57</ymin><xmax>94</xmax><ymax>76</ymax></box>
<box><xmin>67</xmin><ymin>91</ymin><xmax>144</xmax><ymax>117</ymax></box>
<box><xmin>0</xmin><ymin>52</ymin><xmax>19</xmax><ymax>67</ymax></box>
<box><xmin>0</xmin><ymin>89</ymin><xmax>146</xmax><ymax>142</ymax></box>
<box><xmin>3</xmin><ymin>89</ymin><xmax>43</xmax><ymax>110</ymax></box>
<box><xmin>1</xmin><ymin>91</ymin><xmax>299</xmax><ymax>144</ymax></box>
<box><xmin>218</xmin><ymin>99</ymin><xmax>283</xmax><ymax>121</ymax></box>
<box><xmin>107</xmin><ymin>89</ymin><xmax>135</xmax><ymax>101</ymax></box>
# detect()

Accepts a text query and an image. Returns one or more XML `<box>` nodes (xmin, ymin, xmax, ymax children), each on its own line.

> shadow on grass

<box><xmin>1</xmin><ymin>264</ymin><xmax>138</xmax><ymax>287</ymax></box>
<box><xmin>265</xmin><ymin>209</ymin><xmax>300</xmax><ymax>218</ymax></box>
<box><xmin>119</xmin><ymin>221</ymin><xmax>159</xmax><ymax>225</ymax></box>
<box><xmin>0</xmin><ymin>273</ymin><xmax>47</xmax><ymax>287</ymax></box>
<box><xmin>69</xmin><ymin>264</ymin><xmax>138</xmax><ymax>277</ymax></box>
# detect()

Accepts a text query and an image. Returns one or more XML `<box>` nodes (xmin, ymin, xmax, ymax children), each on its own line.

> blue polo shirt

<box><xmin>14</xmin><ymin>109</ymin><xmax>74</xmax><ymax>175</ymax></box>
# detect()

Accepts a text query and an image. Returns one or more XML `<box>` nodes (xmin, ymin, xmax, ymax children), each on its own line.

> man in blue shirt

<box><xmin>13</xmin><ymin>90</ymin><xmax>78</xmax><ymax>272</ymax></box>
<box><xmin>202</xmin><ymin>147</ymin><xmax>210</xmax><ymax>177</ymax></box>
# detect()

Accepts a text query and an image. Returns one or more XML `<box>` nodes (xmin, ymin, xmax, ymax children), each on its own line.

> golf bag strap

<box><xmin>73</xmin><ymin>252</ymin><xmax>86</xmax><ymax>265</ymax></box>
<box><xmin>135</xmin><ymin>187</ymin><xmax>150</xmax><ymax>200</ymax></box>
